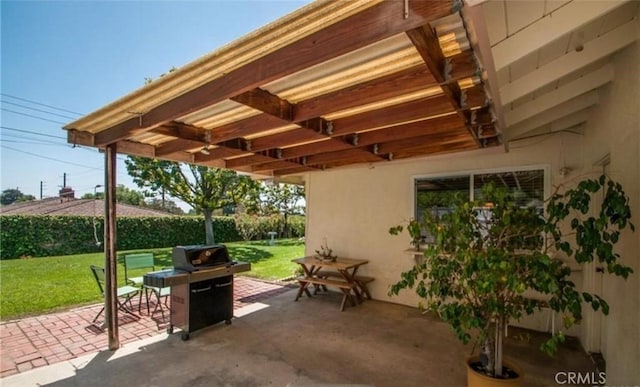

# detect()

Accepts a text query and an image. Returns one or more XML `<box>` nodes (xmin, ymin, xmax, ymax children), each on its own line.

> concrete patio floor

<box><xmin>0</xmin><ymin>277</ymin><xmax>292</xmax><ymax>377</ymax></box>
<box><xmin>3</xmin><ymin>287</ymin><xmax>595</xmax><ymax>387</ymax></box>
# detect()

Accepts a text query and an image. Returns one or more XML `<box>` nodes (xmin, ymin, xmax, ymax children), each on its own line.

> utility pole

<box><xmin>40</xmin><ymin>181</ymin><xmax>43</xmax><ymax>199</ymax></box>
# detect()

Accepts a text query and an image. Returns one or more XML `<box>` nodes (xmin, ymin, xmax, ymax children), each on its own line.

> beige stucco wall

<box><xmin>306</xmin><ymin>134</ymin><xmax>581</xmax><ymax>330</ymax></box>
<box><xmin>578</xmin><ymin>41</ymin><xmax>639</xmax><ymax>384</ymax></box>
<box><xmin>304</xmin><ymin>42</ymin><xmax>639</xmax><ymax>384</ymax></box>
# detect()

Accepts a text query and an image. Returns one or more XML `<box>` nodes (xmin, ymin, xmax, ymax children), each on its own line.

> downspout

<box><xmin>104</xmin><ymin>143</ymin><xmax>119</xmax><ymax>349</ymax></box>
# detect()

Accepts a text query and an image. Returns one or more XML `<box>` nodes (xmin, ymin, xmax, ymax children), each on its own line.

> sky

<box><xmin>0</xmin><ymin>0</ymin><xmax>310</xmax><ymax>208</ymax></box>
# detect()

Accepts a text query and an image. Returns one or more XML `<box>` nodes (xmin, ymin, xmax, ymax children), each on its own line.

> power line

<box><xmin>1</xmin><ymin>100</ymin><xmax>78</xmax><ymax>120</ymax></box>
<box><xmin>0</xmin><ymin>138</ymin><xmax>67</xmax><ymax>146</ymax></box>
<box><xmin>2</xmin><ymin>126</ymin><xmax>156</xmax><ymax>163</ymax></box>
<box><xmin>1</xmin><ymin>126</ymin><xmax>67</xmax><ymax>139</ymax></box>
<box><xmin>1</xmin><ymin>132</ymin><xmax>64</xmax><ymax>142</ymax></box>
<box><xmin>0</xmin><ymin>93</ymin><xmax>84</xmax><ymax>116</ymax></box>
<box><xmin>1</xmin><ymin>108</ymin><xmax>67</xmax><ymax>125</ymax></box>
<box><xmin>1</xmin><ymin>145</ymin><xmax>101</xmax><ymax>170</ymax></box>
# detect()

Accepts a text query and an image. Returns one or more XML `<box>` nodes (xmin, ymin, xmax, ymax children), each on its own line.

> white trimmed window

<box><xmin>414</xmin><ymin>168</ymin><xmax>546</xmax><ymax>241</ymax></box>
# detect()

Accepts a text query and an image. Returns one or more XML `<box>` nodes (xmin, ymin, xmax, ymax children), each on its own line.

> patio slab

<box><xmin>0</xmin><ymin>277</ymin><xmax>291</xmax><ymax>378</ymax></box>
<box><xmin>2</xmin><ymin>287</ymin><xmax>595</xmax><ymax>387</ymax></box>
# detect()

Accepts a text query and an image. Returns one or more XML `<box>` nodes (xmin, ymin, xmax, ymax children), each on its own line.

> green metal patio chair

<box><xmin>124</xmin><ymin>253</ymin><xmax>170</xmax><ymax>316</ymax></box>
<box><xmin>90</xmin><ymin>265</ymin><xmax>140</xmax><ymax>322</ymax></box>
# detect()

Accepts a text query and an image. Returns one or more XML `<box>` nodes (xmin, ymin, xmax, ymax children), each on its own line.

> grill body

<box><xmin>144</xmin><ymin>244</ymin><xmax>250</xmax><ymax>340</ymax></box>
<box><xmin>170</xmin><ymin>275</ymin><xmax>234</xmax><ymax>338</ymax></box>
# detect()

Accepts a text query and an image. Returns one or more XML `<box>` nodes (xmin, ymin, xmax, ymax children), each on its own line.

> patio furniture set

<box><xmin>89</xmin><ymin>253</ymin><xmax>170</xmax><ymax>324</ymax></box>
<box><xmin>292</xmin><ymin>256</ymin><xmax>374</xmax><ymax>311</ymax></box>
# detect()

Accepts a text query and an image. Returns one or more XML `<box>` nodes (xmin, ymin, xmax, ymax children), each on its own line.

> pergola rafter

<box><xmin>65</xmin><ymin>0</ymin><xmax>502</xmax><ymax>179</ymax></box>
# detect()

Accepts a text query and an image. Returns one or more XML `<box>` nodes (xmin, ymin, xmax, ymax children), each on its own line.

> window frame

<box><xmin>410</xmin><ymin>164</ymin><xmax>550</xmax><ymax>224</ymax></box>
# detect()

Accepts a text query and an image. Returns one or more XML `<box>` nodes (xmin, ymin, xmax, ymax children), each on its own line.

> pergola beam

<box><xmin>151</xmin><ymin>122</ymin><xmax>207</xmax><ymax>142</ymax></box>
<box><xmin>90</xmin><ymin>0</ymin><xmax>454</xmax><ymax>146</ymax></box>
<box><xmin>231</xmin><ymin>88</ymin><xmax>294</xmax><ymax>121</ymax></box>
<box><xmin>391</xmin><ymin>139</ymin><xmax>477</xmax><ymax>160</ymax></box>
<box><xmin>351</xmin><ymin>115</ymin><xmax>465</xmax><ymax>147</ymax></box>
<box><xmin>376</xmin><ymin>130</ymin><xmax>473</xmax><ymax>154</ymax></box>
<box><xmin>155</xmin><ymin>138</ymin><xmax>206</xmax><ymax>157</ymax></box>
<box><xmin>406</xmin><ymin>25</ymin><xmax>480</xmax><ymax>145</ymax></box>
<box><xmin>249</xmin><ymin>130</ymin><xmax>325</xmax><ymax>153</ymax></box>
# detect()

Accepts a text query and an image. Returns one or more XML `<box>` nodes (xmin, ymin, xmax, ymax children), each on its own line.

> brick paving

<box><xmin>0</xmin><ymin>277</ymin><xmax>294</xmax><ymax>378</ymax></box>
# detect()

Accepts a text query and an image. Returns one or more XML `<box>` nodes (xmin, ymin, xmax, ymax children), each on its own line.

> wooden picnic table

<box><xmin>292</xmin><ymin>256</ymin><xmax>374</xmax><ymax>311</ymax></box>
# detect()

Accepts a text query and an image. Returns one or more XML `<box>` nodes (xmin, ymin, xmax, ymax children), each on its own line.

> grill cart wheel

<box><xmin>181</xmin><ymin>332</ymin><xmax>190</xmax><ymax>341</ymax></box>
<box><xmin>167</xmin><ymin>325</ymin><xmax>173</xmax><ymax>334</ymax></box>
<box><xmin>225</xmin><ymin>319</ymin><xmax>231</xmax><ymax>325</ymax></box>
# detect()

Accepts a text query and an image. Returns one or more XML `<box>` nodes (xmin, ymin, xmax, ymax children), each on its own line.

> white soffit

<box><xmin>479</xmin><ymin>0</ymin><xmax>639</xmax><ymax>139</ymax></box>
<box><xmin>504</xmin><ymin>64</ymin><xmax>613</xmax><ymax>127</ymax></box>
<box><xmin>507</xmin><ymin>93</ymin><xmax>597</xmax><ymax>140</ymax></box>
<box><xmin>489</xmin><ymin>0</ymin><xmax>629</xmax><ymax>71</ymax></box>
<box><xmin>500</xmin><ymin>18</ymin><xmax>639</xmax><ymax>104</ymax></box>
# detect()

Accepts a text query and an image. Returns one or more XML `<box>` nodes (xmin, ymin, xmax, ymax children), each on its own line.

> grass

<box><xmin>0</xmin><ymin>239</ymin><xmax>304</xmax><ymax>320</ymax></box>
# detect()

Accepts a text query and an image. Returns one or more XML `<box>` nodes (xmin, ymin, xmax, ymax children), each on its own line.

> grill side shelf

<box><xmin>188</xmin><ymin>261</ymin><xmax>251</xmax><ymax>283</ymax></box>
<box><xmin>143</xmin><ymin>261</ymin><xmax>251</xmax><ymax>288</ymax></box>
<box><xmin>144</xmin><ymin>270</ymin><xmax>188</xmax><ymax>287</ymax></box>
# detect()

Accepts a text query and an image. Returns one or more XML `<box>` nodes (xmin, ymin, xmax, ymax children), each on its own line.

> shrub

<box><xmin>233</xmin><ymin>214</ymin><xmax>262</xmax><ymax>241</ymax></box>
<box><xmin>0</xmin><ymin>214</ymin><xmax>305</xmax><ymax>259</ymax></box>
<box><xmin>289</xmin><ymin>215</ymin><xmax>306</xmax><ymax>238</ymax></box>
<box><xmin>0</xmin><ymin>215</ymin><xmax>241</xmax><ymax>259</ymax></box>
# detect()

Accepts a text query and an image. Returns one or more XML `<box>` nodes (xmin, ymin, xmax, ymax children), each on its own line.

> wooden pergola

<box><xmin>63</xmin><ymin>0</ymin><xmax>502</xmax><ymax>348</ymax></box>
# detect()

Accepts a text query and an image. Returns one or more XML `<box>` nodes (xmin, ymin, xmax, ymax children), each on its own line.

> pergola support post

<box><xmin>104</xmin><ymin>143</ymin><xmax>119</xmax><ymax>349</ymax></box>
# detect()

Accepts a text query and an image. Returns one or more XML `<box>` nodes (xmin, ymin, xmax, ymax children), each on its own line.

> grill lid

<box><xmin>172</xmin><ymin>244</ymin><xmax>231</xmax><ymax>272</ymax></box>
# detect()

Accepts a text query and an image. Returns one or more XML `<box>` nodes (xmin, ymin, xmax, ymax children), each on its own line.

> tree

<box><xmin>145</xmin><ymin>197</ymin><xmax>184</xmax><ymax>215</ymax></box>
<box><xmin>261</xmin><ymin>183</ymin><xmax>305</xmax><ymax>237</ymax></box>
<box><xmin>80</xmin><ymin>185</ymin><xmax>145</xmax><ymax>206</ymax></box>
<box><xmin>1</xmin><ymin>188</ymin><xmax>35</xmax><ymax>205</ymax></box>
<box><xmin>390</xmin><ymin>177</ymin><xmax>634</xmax><ymax>380</ymax></box>
<box><xmin>125</xmin><ymin>157</ymin><xmax>258</xmax><ymax>243</ymax></box>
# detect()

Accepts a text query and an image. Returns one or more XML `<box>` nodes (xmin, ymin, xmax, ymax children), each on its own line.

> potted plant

<box><xmin>389</xmin><ymin>218</ymin><xmax>423</xmax><ymax>251</ymax></box>
<box><xmin>389</xmin><ymin>176</ymin><xmax>634</xmax><ymax>386</ymax></box>
<box><xmin>315</xmin><ymin>237</ymin><xmax>337</xmax><ymax>262</ymax></box>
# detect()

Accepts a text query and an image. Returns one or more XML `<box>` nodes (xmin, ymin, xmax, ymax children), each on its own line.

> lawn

<box><xmin>0</xmin><ymin>239</ymin><xmax>304</xmax><ymax>320</ymax></box>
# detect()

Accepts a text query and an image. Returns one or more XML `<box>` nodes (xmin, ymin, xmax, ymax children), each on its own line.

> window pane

<box><xmin>415</xmin><ymin>176</ymin><xmax>470</xmax><ymax>240</ymax></box>
<box><xmin>473</xmin><ymin>169</ymin><xmax>544</xmax><ymax>208</ymax></box>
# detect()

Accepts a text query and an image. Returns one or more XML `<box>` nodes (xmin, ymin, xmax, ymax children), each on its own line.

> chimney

<box><xmin>59</xmin><ymin>187</ymin><xmax>75</xmax><ymax>199</ymax></box>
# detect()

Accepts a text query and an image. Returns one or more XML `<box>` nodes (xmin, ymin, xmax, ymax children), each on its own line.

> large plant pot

<box><xmin>466</xmin><ymin>356</ymin><xmax>523</xmax><ymax>387</ymax></box>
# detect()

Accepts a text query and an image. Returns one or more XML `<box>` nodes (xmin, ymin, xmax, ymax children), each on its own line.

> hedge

<box><xmin>233</xmin><ymin>214</ymin><xmax>305</xmax><ymax>241</ymax></box>
<box><xmin>0</xmin><ymin>215</ymin><xmax>239</xmax><ymax>259</ymax></box>
<box><xmin>0</xmin><ymin>214</ymin><xmax>306</xmax><ymax>259</ymax></box>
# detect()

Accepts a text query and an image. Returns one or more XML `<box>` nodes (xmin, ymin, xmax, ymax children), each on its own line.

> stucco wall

<box><xmin>306</xmin><ymin>134</ymin><xmax>582</xmax><ymax>333</ymax></box>
<box><xmin>579</xmin><ymin>41</ymin><xmax>639</xmax><ymax>384</ymax></box>
<box><xmin>305</xmin><ymin>43</ymin><xmax>639</xmax><ymax>383</ymax></box>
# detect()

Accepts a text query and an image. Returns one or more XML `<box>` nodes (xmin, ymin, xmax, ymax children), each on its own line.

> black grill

<box><xmin>144</xmin><ymin>244</ymin><xmax>250</xmax><ymax>340</ymax></box>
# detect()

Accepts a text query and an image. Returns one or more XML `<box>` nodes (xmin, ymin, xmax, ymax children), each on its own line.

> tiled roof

<box><xmin>0</xmin><ymin>197</ymin><xmax>174</xmax><ymax>217</ymax></box>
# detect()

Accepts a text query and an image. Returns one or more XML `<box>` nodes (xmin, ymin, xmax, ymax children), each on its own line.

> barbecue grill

<box><xmin>144</xmin><ymin>244</ymin><xmax>250</xmax><ymax>340</ymax></box>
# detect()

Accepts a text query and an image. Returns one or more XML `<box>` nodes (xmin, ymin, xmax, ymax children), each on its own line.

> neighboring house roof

<box><xmin>0</xmin><ymin>197</ymin><xmax>174</xmax><ymax>217</ymax></box>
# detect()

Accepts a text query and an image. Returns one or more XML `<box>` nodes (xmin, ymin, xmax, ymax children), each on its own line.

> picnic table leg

<box><xmin>295</xmin><ymin>281</ymin><xmax>311</xmax><ymax>301</ymax></box>
<box><xmin>357</xmin><ymin>280</ymin><xmax>372</xmax><ymax>300</ymax></box>
<box><xmin>340</xmin><ymin>269</ymin><xmax>363</xmax><ymax>303</ymax></box>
